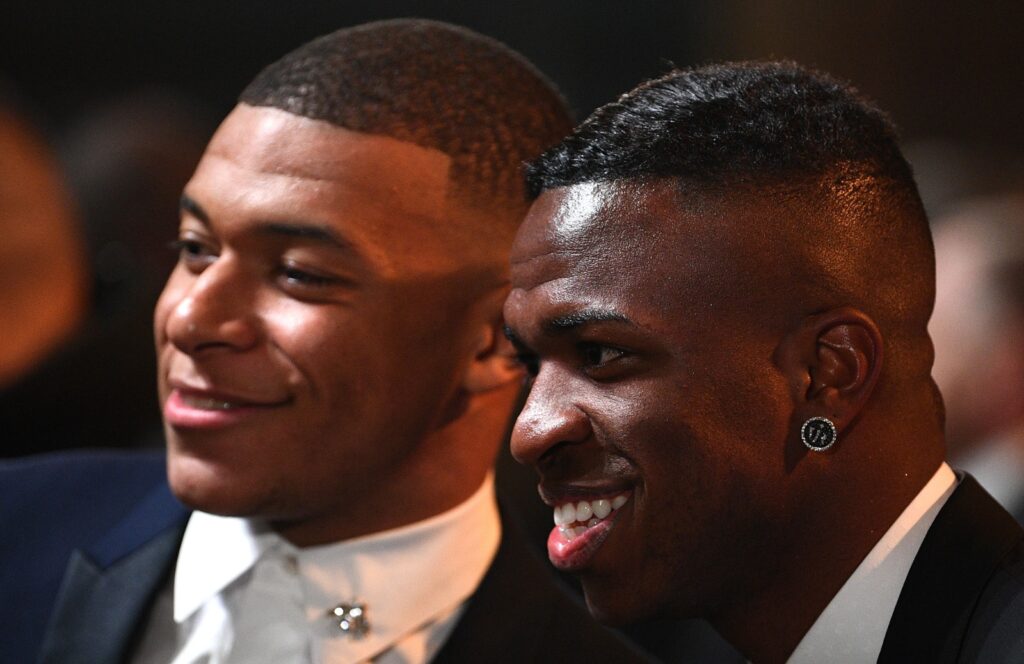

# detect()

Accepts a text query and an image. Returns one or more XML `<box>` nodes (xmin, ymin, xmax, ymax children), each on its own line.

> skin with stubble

<box><xmin>156</xmin><ymin>105</ymin><xmax>523</xmax><ymax>546</ymax></box>
<box><xmin>504</xmin><ymin>173</ymin><xmax>945</xmax><ymax>662</ymax></box>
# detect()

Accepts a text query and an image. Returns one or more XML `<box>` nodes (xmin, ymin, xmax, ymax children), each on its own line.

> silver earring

<box><xmin>801</xmin><ymin>416</ymin><xmax>837</xmax><ymax>451</ymax></box>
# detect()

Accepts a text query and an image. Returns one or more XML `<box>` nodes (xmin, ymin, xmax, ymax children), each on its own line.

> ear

<box><xmin>462</xmin><ymin>290</ymin><xmax>524</xmax><ymax>394</ymax></box>
<box><xmin>806</xmin><ymin>308</ymin><xmax>883</xmax><ymax>430</ymax></box>
<box><xmin>782</xmin><ymin>307</ymin><xmax>884</xmax><ymax>435</ymax></box>
<box><xmin>462</xmin><ymin>280</ymin><xmax>524</xmax><ymax>391</ymax></box>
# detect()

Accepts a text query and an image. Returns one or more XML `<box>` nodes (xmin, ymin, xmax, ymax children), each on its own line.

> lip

<box><xmin>548</xmin><ymin>517</ymin><xmax>616</xmax><ymax>571</ymax></box>
<box><xmin>540</xmin><ymin>483</ymin><xmax>634</xmax><ymax>573</ymax></box>
<box><xmin>163</xmin><ymin>386</ymin><xmax>288</xmax><ymax>429</ymax></box>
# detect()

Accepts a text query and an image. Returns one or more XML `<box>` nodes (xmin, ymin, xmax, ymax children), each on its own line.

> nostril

<box><xmin>537</xmin><ymin>441</ymin><xmax>572</xmax><ymax>471</ymax></box>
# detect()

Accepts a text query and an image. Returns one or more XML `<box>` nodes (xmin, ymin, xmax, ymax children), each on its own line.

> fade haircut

<box><xmin>527</xmin><ymin>61</ymin><xmax>918</xmax><ymax>202</ymax></box>
<box><xmin>240</xmin><ymin>19</ymin><xmax>572</xmax><ymax>214</ymax></box>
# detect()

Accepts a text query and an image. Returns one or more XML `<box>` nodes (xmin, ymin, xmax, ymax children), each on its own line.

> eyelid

<box><xmin>280</xmin><ymin>263</ymin><xmax>339</xmax><ymax>284</ymax></box>
<box><xmin>169</xmin><ymin>234</ymin><xmax>219</xmax><ymax>268</ymax></box>
<box><xmin>577</xmin><ymin>342</ymin><xmax>631</xmax><ymax>381</ymax></box>
<box><xmin>276</xmin><ymin>259</ymin><xmax>358</xmax><ymax>298</ymax></box>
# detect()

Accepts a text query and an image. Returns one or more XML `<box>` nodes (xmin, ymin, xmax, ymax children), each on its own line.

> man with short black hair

<box><xmin>2</xmin><ymin>20</ymin><xmax>646</xmax><ymax>664</ymax></box>
<box><xmin>504</xmin><ymin>61</ymin><xmax>1024</xmax><ymax>662</ymax></box>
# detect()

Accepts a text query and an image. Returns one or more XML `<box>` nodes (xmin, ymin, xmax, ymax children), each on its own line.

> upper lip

<box><xmin>168</xmin><ymin>378</ymin><xmax>290</xmax><ymax>407</ymax></box>
<box><xmin>538</xmin><ymin>480</ymin><xmax>635</xmax><ymax>506</ymax></box>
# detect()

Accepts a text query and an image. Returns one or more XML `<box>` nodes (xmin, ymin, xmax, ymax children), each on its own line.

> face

<box><xmin>503</xmin><ymin>181</ymin><xmax>802</xmax><ymax>624</ymax></box>
<box><xmin>156</xmin><ymin>105</ymin><xmax>503</xmax><ymax>543</ymax></box>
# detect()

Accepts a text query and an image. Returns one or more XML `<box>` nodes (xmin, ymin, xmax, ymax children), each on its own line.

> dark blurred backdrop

<box><xmin>4</xmin><ymin>1</ymin><xmax>1022</xmax><ymax>146</ymax></box>
<box><xmin>2</xmin><ymin>3</ymin><xmax>1022</xmax><ymax>661</ymax></box>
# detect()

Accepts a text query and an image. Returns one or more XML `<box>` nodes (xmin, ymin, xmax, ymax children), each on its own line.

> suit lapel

<box><xmin>878</xmin><ymin>475</ymin><xmax>1023</xmax><ymax>663</ymax></box>
<box><xmin>38</xmin><ymin>482</ymin><xmax>188</xmax><ymax>664</ymax></box>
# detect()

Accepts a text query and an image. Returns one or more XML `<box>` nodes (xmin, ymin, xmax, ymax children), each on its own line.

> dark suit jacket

<box><xmin>0</xmin><ymin>451</ymin><xmax>646</xmax><ymax>664</ymax></box>
<box><xmin>879</xmin><ymin>474</ymin><xmax>1024</xmax><ymax>663</ymax></box>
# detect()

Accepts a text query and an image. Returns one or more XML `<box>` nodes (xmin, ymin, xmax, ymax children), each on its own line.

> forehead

<box><xmin>189</xmin><ymin>105</ymin><xmax>470</xmax><ymax>272</ymax></box>
<box><xmin>509</xmin><ymin>181</ymin><xmax>740</xmax><ymax>324</ymax></box>
<box><xmin>202</xmin><ymin>104</ymin><xmax>452</xmax><ymax>213</ymax></box>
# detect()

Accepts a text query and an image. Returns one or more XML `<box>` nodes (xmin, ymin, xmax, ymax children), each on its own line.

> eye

<box><xmin>514</xmin><ymin>352</ymin><xmax>540</xmax><ymax>377</ymax></box>
<box><xmin>281</xmin><ymin>266</ymin><xmax>337</xmax><ymax>288</ymax></box>
<box><xmin>579</xmin><ymin>343</ymin><xmax>626</xmax><ymax>370</ymax></box>
<box><xmin>277</xmin><ymin>261</ymin><xmax>348</xmax><ymax>297</ymax></box>
<box><xmin>169</xmin><ymin>237</ymin><xmax>217</xmax><ymax>271</ymax></box>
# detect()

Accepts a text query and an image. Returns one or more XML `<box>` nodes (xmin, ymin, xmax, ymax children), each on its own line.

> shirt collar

<box><xmin>788</xmin><ymin>462</ymin><xmax>958</xmax><ymax>663</ymax></box>
<box><xmin>174</xmin><ymin>511</ymin><xmax>278</xmax><ymax>622</ymax></box>
<box><xmin>174</xmin><ymin>474</ymin><xmax>500</xmax><ymax>660</ymax></box>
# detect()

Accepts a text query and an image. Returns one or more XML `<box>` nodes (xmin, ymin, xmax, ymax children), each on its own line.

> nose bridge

<box><xmin>168</xmin><ymin>254</ymin><xmax>258</xmax><ymax>351</ymax></box>
<box><xmin>511</xmin><ymin>363</ymin><xmax>591</xmax><ymax>465</ymax></box>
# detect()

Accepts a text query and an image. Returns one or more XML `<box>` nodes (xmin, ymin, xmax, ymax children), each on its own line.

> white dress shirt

<box><xmin>132</xmin><ymin>475</ymin><xmax>500</xmax><ymax>664</ymax></box>
<box><xmin>787</xmin><ymin>462</ymin><xmax>958</xmax><ymax>663</ymax></box>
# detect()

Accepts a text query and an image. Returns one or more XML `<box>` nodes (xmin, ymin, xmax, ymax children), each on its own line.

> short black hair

<box><xmin>526</xmin><ymin>61</ymin><xmax>915</xmax><ymax>199</ymax></box>
<box><xmin>240</xmin><ymin>19</ymin><xmax>573</xmax><ymax>212</ymax></box>
<box><xmin>527</xmin><ymin>61</ymin><xmax>943</xmax><ymax>394</ymax></box>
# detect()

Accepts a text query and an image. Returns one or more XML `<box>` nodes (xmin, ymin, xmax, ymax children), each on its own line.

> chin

<box><xmin>581</xmin><ymin>576</ymin><xmax>665</xmax><ymax>627</ymax></box>
<box><xmin>166</xmin><ymin>452</ymin><xmax>257</xmax><ymax>516</ymax></box>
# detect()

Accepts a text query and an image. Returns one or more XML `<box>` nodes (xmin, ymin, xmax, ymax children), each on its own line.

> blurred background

<box><xmin>2</xmin><ymin>2</ymin><xmax>1023</xmax><ymax>660</ymax></box>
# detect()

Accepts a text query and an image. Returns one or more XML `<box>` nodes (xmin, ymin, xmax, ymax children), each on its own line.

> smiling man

<box><xmin>1</xmin><ymin>20</ymin><xmax>646</xmax><ymax>664</ymax></box>
<box><xmin>503</xmin><ymin>62</ymin><xmax>1024</xmax><ymax>663</ymax></box>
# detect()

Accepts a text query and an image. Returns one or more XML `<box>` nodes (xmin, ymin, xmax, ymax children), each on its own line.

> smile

<box><xmin>164</xmin><ymin>388</ymin><xmax>287</xmax><ymax>429</ymax></box>
<box><xmin>552</xmin><ymin>494</ymin><xmax>630</xmax><ymax>540</ymax></box>
<box><xmin>546</xmin><ymin>492</ymin><xmax>632</xmax><ymax>572</ymax></box>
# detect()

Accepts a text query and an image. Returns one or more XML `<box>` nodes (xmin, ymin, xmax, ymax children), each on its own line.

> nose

<box><xmin>511</xmin><ymin>364</ymin><xmax>592</xmax><ymax>468</ymax></box>
<box><xmin>161</xmin><ymin>258</ymin><xmax>260</xmax><ymax>355</ymax></box>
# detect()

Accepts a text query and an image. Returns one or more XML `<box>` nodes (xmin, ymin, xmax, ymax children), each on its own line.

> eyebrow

<box><xmin>503</xmin><ymin>309</ymin><xmax>632</xmax><ymax>345</ymax></box>
<box><xmin>180</xmin><ymin>194</ymin><xmax>210</xmax><ymax>224</ymax></box>
<box><xmin>179</xmin><ymin>194</ymin><xmax>350</xmax><ymax>250</ymax></box>
<box><xmin>257</xmin><ymin>222</ymin><xmax>349</xmax><ymax>249</ymax></box>
<box><xmin>544</xmin><ymin>309</ymin><xmax>631</xmax><ymax>333</ymax></box>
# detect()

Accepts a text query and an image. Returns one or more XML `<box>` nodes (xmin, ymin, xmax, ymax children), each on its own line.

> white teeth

<box><xmin>552</xmin><ymin>493</ymin><xmax>631</xmax><ymax>535</ymax></box>
<box><xmin>180</xmin><ymin>394</ymin><xmax>236</xmax><ymax>410</ymax></box>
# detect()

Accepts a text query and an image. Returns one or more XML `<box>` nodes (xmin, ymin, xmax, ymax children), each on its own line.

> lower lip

<box><xmin>547</xmin><ymin>515</ymin><xmax>618</xmax><ymax>573</ymax></box>
<box><xmin>164</xmin><ymin>389</ymin><xmax>274</xmax><ymax>429</ymax></box>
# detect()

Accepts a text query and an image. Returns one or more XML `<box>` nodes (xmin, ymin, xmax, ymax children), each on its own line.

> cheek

<box><xmin>263</xmin><ymin>303</ymin><xmax>369</xmax><ymax>393</ymax></box>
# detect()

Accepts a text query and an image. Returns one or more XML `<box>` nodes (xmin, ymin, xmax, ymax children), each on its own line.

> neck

<box><xmin>713</xmin><ymin>442</ymin><xmax>945</xmax><ymax>663</ymax></box>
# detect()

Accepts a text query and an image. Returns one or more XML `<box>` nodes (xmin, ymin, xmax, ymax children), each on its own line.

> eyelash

<box><xmin>169</xmin><ymin>239</ymin><xmax>340</xmax><ymax>291</ymax></box>
<box><xmin>579</xmin><ymin>343</ymin><xmax>626</xmax><ymax>370</ymax></box>
<box><xmin>169</xmin><ymin>238</ymin><xmax>216</xmax><ymax>267</ymax></box>
<box><xmin>280</xmin><ymin>265</ymin><xmax>339</xmax><ymax>288</ymax></box>
<box><xmin>513</xmin><ymin>344</ymin><xmax>627</xmax><ymax>379</ymax></box>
